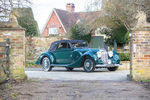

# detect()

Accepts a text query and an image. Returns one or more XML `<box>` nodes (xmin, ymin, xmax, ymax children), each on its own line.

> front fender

<box><xmin>35</xmin><ymin>51</ymin><xmax>54</xmax><ymax>65</ymax></box>
<box><xmin>68</xmin><ymin>51</ymin><xmax>97</xmax><ymax>67</ymax></box>
<box><xmin>82</xmin><ymin>51</ymin><xmax>97</xmax><ymax>63</ymax></box>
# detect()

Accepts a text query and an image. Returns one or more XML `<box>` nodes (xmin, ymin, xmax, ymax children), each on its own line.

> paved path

<box><xmin>25</xmin><ymin>68</ymin><xmax>129</xmax><ymax>81</ymax></box>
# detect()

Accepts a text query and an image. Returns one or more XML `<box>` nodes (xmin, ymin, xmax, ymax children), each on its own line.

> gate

<box><xmin>90</xmin><ymin>36</ymin><xmax>104</xmax><ymax>49</ymax></box>
<box><xmin>0</xmin><ymin>39</ymin><xmax>10</xmax><ymax>81</ymax></box>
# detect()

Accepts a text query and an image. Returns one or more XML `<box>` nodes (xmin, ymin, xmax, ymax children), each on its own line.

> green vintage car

<box><xmin>36</xmin><ymin>40</ymin><xmax>121</xmax><ymax>72</ymax></box>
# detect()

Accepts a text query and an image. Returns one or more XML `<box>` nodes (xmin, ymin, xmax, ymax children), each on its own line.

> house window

<box><xmin>49</xmin><ymin>28</ymin><xmax>58</xmax><ymax>34</ymax></box>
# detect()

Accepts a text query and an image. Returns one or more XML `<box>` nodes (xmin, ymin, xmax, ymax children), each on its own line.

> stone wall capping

<box><xmin>0</xmin><ymin>27</ymin><xmax>25</xmax><ymax>30</ymax></box>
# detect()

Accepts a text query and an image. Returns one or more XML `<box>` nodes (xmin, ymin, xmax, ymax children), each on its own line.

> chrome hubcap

<box><xmin>44</xmin><ymin>60</ymin><xmax>48</xmax><ymax>66</ymax></box>
<box><xmin>85</xmin><ymin>62</ymin><xmax>90</xmax><ymax>67</ymax></box>
<box><xmin>84</xmin><ymin>59</ymin><xmax>93</xmax><ymax>71</ymax></box>
<box><xmin>42</xmin><ymin>57</ymin><xmax>50</xmax><ymax>70</ymax></box>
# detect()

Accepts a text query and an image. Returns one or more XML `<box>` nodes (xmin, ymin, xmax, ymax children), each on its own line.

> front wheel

<box><xmin>83</xmin><ymin>57</ymin><xmax>95</xmax><ymax>72</ymax></box>
<box><xmin>42</xmin><ymin>57</ymin><xmax>52</xmax><ymax>72</ymax></box>
<box><xmin>107</xmin><ymin>67</ymin><xmax>118</xmax><ymax>71</ymax></box>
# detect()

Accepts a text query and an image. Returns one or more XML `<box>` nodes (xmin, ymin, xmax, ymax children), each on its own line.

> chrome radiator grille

<box><xmin>101</xmin><ymin>51</ymin><xmax>108</xmax><ymax>64</ymax></box>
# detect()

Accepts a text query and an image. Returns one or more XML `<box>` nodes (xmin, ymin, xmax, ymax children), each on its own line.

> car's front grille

<box><xmin>101</xmin><ymin>51</ymin><xmax>108</xmax><ymax>64</ymax></box>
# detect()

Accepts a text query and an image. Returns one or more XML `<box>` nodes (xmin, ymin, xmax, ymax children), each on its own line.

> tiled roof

<box><xmin>54</xmin><ymin>8</ymin><xmax>99</xmax><ymax>32</ymax></box>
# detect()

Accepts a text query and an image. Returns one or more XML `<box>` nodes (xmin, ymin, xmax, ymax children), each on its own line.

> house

<box><xmin>42</xmin><ymin>3</ymin><xmax>98</xmax><ymax>37</ymax></box>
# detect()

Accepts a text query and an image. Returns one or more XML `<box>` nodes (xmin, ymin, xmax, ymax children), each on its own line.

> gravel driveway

<box><xmin>25</xmin><ymin>68</ymin><xmax>129</xmax><ymax>81</ymax></box>
<box><xmin>1</xmin><ymin>68</ymin><xmax>150</xmax><ymax>100</ymax></box>
<box><xmin>2</xmin><ymin>80</ymin><xmax>150</xmax><ymax>100</ymax></box>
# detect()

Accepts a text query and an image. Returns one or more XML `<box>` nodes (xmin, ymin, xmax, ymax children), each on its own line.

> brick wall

<box><xmin>0</xmin><ymin>28</ymin><xmax>26</xmax><ymax>80</ymax></box>
<box><xmin>132</xmin><ymin>27</ymin><xmax>150</xmax><ymax>80</ymax></box>
<box><xmin>25</xmin><ymin>36</ymin><xmax>60</xmax><ymax>66</ymax></box>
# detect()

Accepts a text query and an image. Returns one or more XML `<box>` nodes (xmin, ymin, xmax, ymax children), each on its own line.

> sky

<box><xmin>31</xmin><ymin>0</ymin><xmax>87</xmax><ymax>33</ymax></box>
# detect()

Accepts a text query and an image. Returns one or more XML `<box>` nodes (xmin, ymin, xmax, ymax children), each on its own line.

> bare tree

<box><xmin>0</xmin><ymin>0</ymin><xmax>31</xmax><ymax>22</ymax></box>
<box><xmin>86</xmin><ymin>0</ymin><xmax>150</xmax><ymax>30</ymax></box>
<box><xmin>85</xmin><ymin>0</ymin><xmax>102</xmax><ymax>11</ymax></box>
<box><xmin>102</xmin><ymin>0</ymin><xmax>150</xmax><ymax>30</ymax></box>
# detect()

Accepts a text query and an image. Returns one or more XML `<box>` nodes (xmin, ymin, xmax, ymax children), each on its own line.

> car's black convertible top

<box><xmin>49</xmin><ymin>40</ymin><xmax>87</xmax><ymax>51</ymax></box>
<box><xmin>52</xmin><ymin>40</ymin><xmax>86</xmax><ymax>44</ymax></box>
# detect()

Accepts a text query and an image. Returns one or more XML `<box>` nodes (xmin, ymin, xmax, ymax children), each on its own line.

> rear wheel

<box><xmin>107</xmin><ymin>67</ymin><xmax>118</xmax><ymax>71</ymax></box>
<box><xmin>83</xmin><ymin>57</ymin><xmax>95</xmax><ymax>72</ymax></box>
<box><xmin>42</xmin><ymin>57</ymin><xmax>52</xmax><ymax>72</ymax></box>
<box><xmin>66</xmin><ymin>68</ymin><xmax>74</xmax><ymax>71</ymax></box>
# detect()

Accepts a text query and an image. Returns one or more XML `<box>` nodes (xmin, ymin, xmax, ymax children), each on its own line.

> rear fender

<box><xmin>36</xmin><ymin>52</ymin><xmax>54</xmax><ymax>65</ymax></box>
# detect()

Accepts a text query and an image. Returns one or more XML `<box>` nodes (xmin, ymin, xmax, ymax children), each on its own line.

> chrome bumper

<box><xmin>96</xmin><ymin>64</ymin><xmax>122</xmax><ymax>68</ymax></box>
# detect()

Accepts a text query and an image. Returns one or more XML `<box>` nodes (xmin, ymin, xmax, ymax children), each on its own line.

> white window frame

<box><xmin>49</xmin><ymin>28</ymin><xmax>59</xmax><ymax>34</ymax></box>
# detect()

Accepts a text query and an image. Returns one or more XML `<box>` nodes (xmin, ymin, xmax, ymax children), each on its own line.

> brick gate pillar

<box><xmin>0</xmin><ymin>28</ymin><xmax>26</xmax><ymax>80</ymax></box>
<box><xmin>132</xmin><ymin>26</ymin><xmax>150</xmax><ymax>80</ymax></box>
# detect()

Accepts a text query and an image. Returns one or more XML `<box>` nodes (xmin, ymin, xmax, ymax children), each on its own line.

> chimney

<box><xmin>66</xmin><ymin>3</ymin><xmax>75</xmax><ymax>12</ymax></box>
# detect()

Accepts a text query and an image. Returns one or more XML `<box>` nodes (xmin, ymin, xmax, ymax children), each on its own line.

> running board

<box><xmin>51</xmin><ymin>64</ymin><xmax>69</xmax><ymax>67</ymax></box>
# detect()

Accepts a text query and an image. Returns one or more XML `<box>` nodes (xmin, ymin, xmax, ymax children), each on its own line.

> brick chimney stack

<box><xmin>66</xmin><ymin>3</ymin><xmax>75</xmax><ymax>12</ymax></box>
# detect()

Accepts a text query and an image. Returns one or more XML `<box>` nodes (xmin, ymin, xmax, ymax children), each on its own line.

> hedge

<box><xmin>118</xmin><ymin>53</ymin><xmax>130</xmax><ymax>61</ymax></box>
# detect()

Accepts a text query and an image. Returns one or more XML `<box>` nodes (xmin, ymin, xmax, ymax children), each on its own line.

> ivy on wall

<box><xmin>15</xmin><ymin>8</ymin><xmax>39</xmax><ymax>37</ymax></box>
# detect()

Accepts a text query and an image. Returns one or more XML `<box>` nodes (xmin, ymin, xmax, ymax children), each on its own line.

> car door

<box><xmin>52</xmin><ymin>42</ymin><xmax>73</xmax><ymax>64</ymax></box>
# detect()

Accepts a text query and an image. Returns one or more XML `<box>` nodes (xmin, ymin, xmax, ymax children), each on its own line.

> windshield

<box><xmin>48</xmin><ymin>42</ymin><xmax>58</xmax><ymax>51</ymax></box>
<box><xmin>72</xmin><ymin>42</ymin><xmax>89</xmax><ymax>48</ymax></box>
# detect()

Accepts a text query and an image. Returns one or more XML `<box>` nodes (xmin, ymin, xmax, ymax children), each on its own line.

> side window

<box><xmin>56</xmin><ymin>42</ymin><xmax>71</xmax><ymax>50</ymax></box>
<box><xmin>49</xmin><ymin>42</ymin><xmax>59</xmax><ymax>51</ymax></box>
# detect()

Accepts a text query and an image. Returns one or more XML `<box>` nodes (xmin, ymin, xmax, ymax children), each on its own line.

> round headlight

<box><xmin>114</xmin><ymin>54</ymin><xmax>120</xmax><ymax>60</ymax></box>
<box><xmin>108</xmin><ymin>51</ymin><xmax>113</xmax><ymax>57</ymax></box>
<box><xmin>108</xmin><ymin>60</ymin><xmax>112</xmax><ymax>64</ymax></box>
<box><xmin>97</xmin><ymin>51</ymin><xmax>102</xmax><ymax>58</ymax></box>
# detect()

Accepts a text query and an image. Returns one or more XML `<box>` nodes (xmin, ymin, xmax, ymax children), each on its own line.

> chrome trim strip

<box><xmin>96</xmin><ymin>64</ymin><xmax>121</xmax><ymax>67</ymax></box>
<box><xmin>51</xmin><ymin>64</ymin><xmax>69</xmax><ymax>67</ymax></box>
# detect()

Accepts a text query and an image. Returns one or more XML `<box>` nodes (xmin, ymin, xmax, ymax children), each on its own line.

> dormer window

<box><xmin>49</xmin><ymin>28</ymin><xmax>58</xmax><ymax>34</ymax></box>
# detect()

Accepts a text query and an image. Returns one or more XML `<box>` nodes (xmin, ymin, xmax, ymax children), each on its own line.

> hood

<box><xmin>74</xmin><ymin>48</ymin><xmax>105</xmax><ymax>54</ymax></box>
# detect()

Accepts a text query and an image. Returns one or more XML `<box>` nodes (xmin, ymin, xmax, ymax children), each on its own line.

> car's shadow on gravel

<box><xmin>47</xmin><ymin>68</ymin><xmax>109</xmax><ymax>73</ymax></box>
<box><xmin>26</xmin><ymin>67</ymin><xmax>113</xmax><ymax>73</ymax></box>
